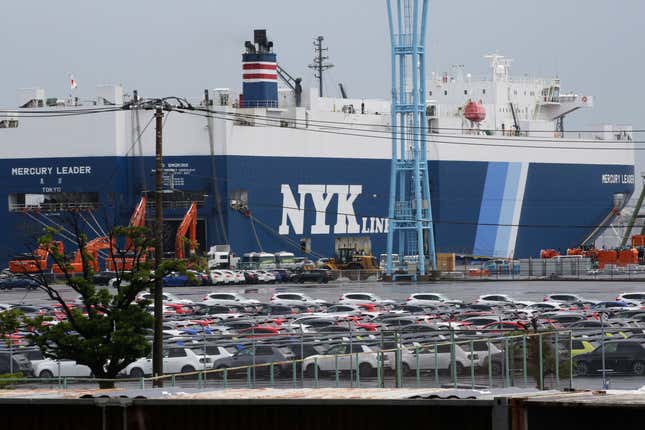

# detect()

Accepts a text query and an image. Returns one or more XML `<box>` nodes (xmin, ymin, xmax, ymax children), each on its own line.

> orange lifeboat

<box><xmin>464</xmin><ymin>100</ymin><xmax>486</xmax><ymax>123</ymax></box>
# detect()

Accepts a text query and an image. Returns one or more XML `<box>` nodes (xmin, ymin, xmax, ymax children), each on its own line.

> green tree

<box><xmin>22</xmin><ymin>218</ymin><xmax>184</xmax><ymax>389</ymax></box>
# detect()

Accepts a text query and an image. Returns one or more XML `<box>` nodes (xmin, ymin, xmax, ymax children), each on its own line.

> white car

<box><xmin>209</xmin><ymin>270</ymin><xmax>226</xmax><ymax>285</ymax></box>
<box><xmin>122</xmin><ymin>347</ymin><xmax>214</xmax><ymax>377</ymax></box>
<box><xmin>474</xmin><ymin>294</ymin><xmax>516</xmax><ymax>306</ymax></box>
<box><xmin>339</xmin><ymin>293</ymin><xmax>395</xmax><ymax>305</ymax></box>
<box><xmin>136</xmin><ymin>291</ymin><xmax>193</xmax><ymax>305</ymax></box>
<box><xmin>202</xmin><ymin>292</ymin><xmax>260</xmax><ymax>306</ymax></box>
<box><xmin>616</xmin><ymin>292</ymin><xmax>645</xmax><ymax>306</ymax></box>
<box><xmin>543</xmin><ymin>293</ymin><xmax>586</xmax><ymax>303</ymax></box>
<box><xmin>460</xmin><ymin>341</ymin><xmax>503</xmax><ymax>367</ymax></box>
<box><xmin>270</xmin><ymin>292</ymin><xmax>327</xmax><ymax>306</ymax></box>
<box><xmin>222</xmin><ymin>270</ymin><xmax>244</xmax><ymax>284</ymax></box>
<box><xmin>396</xmin><ymin>344</ymin><xmax>473</xmax><ymax>373</ymax></box>
<box><xmin>406</xmin><ymin>293</ymin><xmax>460</xmax><ymax>306</ymax></box>
<box><xmin>26</xmin><ymin>350</ymin><xmax>92</xmax><ymax>378</ymax></box>
<box><xmin>302</xmin><ymin>344</ymin><xmax>387</xmax><ymax>376</ymax></box>
<box><xmin>253</xmin><ymin>270</ymin><xmax>276</xmax><ymax>283</ymax></box>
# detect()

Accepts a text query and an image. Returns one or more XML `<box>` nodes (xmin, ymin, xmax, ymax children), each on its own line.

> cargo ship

<box><xmin>0</xmin><ymin>30</ymin><xmax>635</xmax><ymax>267</ymax></box>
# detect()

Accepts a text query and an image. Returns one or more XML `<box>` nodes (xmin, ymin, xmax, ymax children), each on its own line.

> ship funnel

<box><xmin>242</xmin><ymin>29</ymin><xmax>278</xmax><ymax>108</ymax></box>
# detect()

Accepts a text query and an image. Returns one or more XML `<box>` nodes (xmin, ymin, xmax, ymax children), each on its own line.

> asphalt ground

<box><xmin>3</xmin><ymin>279</ymin><xmax>645</xmax><ymax>307</ymax></box>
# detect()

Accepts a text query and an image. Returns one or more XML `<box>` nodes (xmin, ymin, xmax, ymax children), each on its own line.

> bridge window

<box><xmin>0</xmin><ymin>119</ymin><xmax>19</xmax><ymax>128</ymax></box>
<box><xmin>8</xmin><ymin>192</ymin><xmax>99</xmax><ymax>212</ymax></box>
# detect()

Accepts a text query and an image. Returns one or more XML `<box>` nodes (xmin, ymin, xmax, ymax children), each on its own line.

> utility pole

<box><xmin>152</xmin><ymin>105</ymin><xmax>164</xmax><ymax>387</ymax></box>
<box><xmin>308</xmin><ymin>36</ymin><xmax>334</xmax><ymax>98</ymax></box>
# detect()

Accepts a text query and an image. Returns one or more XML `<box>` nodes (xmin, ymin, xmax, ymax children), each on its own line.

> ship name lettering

<box><xmin>602</xmin><ymin>173</ymin><xmax>634</xmax><ymax>184</ymax></box>
<box><xmin>279</xmin><ymin>184</ymin><xmax>387</xmax><ymax>236</ymax></box>
<box><xmin>11</xmin><ymin>166</ymin><xmax>92</xmax><ymax>176</ymax></box>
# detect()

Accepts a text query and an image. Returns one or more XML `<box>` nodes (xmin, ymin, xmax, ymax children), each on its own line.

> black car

<box><xmin>8</xmin><ymin>304</ymin><xmax>44</xmax><ymax>314</ymax></box>
<box><xmin>289</xmin><ymin>269</ymin><xmax>330</xmax><ymax>284</ymax></box>
<box><xmin>574</xmin><ymin>340</ymin><xmax>645</xmax><ymax>376</ymax></box>
<box><xmin>0</xmin><ymin>351</ymin><xmax>35</xmax><ymax>376</ymax></box>
<box><xmin>92</xmin><ymin>271</ymin><xmax>118</xmax><ymax>286</ymax></box>
<box><xmin>257</xmin><ymin>304</ymin><xmax>297</xmax><ymax>316</ymax></box>
<box><xmin>0</xmin><ymin>277</ymin><xmax>38</xmax><ymax>290</ymax></box>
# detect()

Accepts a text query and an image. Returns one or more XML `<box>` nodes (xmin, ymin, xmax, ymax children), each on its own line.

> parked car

<box><xmin>574</xmin><ymin>340</ymin><xmax>645</xmax><ymax>376</ymax></box>
<box><xmin>270</xmin><ymin>292</ymin><xmax>327</xmax><ymax>306</ymax></box>
<box><xmin>302</xmin><ymin>344</ymin><xmax>386</xmax><ymax>376</ymax></box>
<box><xmin>571</xmin><ymin>339</ymin><xmax>596</xmax><ymax>358</ymax></box>
<box><xmin>136</xmin><ymin>291</ymin><xmax>193</xmax><ymax>305</ymax></box>
<box><xmin>163</xmin><ymin>272</ymin><xmax>200</xmax><ymax>287</ymax></box>
<box><xmin>25</xmin><ymin>350</ymin><xmax>92</xmax><ymax>378</ymax></box>
<box><xmin>0</xmin><ymin>350</ymin><xmax>34</xmax><ymax>376</ymax></box>
<box><xmin>253</xmin><ymin>270</ymin><xmax>277</xmax><ymax>284</ymax></box>
<box><xmin>289</xmin><ymin>269</ymin><xmax>331</xmax><ymax>284</ymax></box>
<box><xmin>339</xmin><ymin>293</ymin><xmax>395</xmax><ymax>306</ymax></box>
<box><xmin>390</xmin><ymin>344</ymin><xmax>470</xmax><ymax>374</ymax></box>
<box><xmin>92</xmin><ymin>271</ymin><xmax>118</xmax><ymax>286</ymax></box>
<box><xmin>406</xmin><ymin>293</ymin><xmax>455</xmax><ymax>306</ymax></box>
<box><xmin>203</xmin><ymin>292</ymin><xmax>260</xmax><ymax>306</ymax></box>
<box><xmin>0</xmin><ymin>276</ymin><xmax>38</xmax><ymax>290</ymax></box>
<box><xmin>616</xmin><ymin>292</ymin><xmax>645</xmax><ymax>306</ymax></box>
<box><xmin>122</xmin><ymin>347</ymin><xmax>213</xmax><ymax>377</ymax></box>
<box><xmin>543</xmin><ymin>293</ymin><xmax>586</xmax><ymax>303</ymax></box>
<box><xmin>243</xmin><ymin>271</ymin><xmax>260</xmax><ymax>284</ymax></box>
<box><xmin>213</xmin><ymin>346</ymin><xmax>295</xmax><ymax>375</ymax></box>
<box><xmin>474</xmin><ymin>294</ymin><xmax>516</xmax><ymax>306</ymax></box>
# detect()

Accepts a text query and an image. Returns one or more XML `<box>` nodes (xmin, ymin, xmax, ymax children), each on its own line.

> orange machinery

<box><xmin>632</xmin><ymin>235</ymin><xmax>645</xmax><ymax>247</ymax></box>
<box><xmin>568</xmin><ymin>247</ymin><xmax>638</xmax><ymax>269</ymax></box>
<box><xmin>540</xmin><ymin>249</ymin><xmax>560</xmax><ymax>259</ymax></box>
<box><xmin>176</xmin><ymin>202</ymin><xmax>197</xmax><ymax>260</ymax></box>
<box><xmin>52</xmin><ymin>236</ymin><xmax>114</xmax><ymax>274</ymax></box>
<box><xmin>107</xmin><ymin>196</ymin><xmax>148</xmax><ymax>271</ymax></box>
<box><xmin>9</xmin><ymin>241</ymin><xmax>64</xmax><ymax>274</ymax></box>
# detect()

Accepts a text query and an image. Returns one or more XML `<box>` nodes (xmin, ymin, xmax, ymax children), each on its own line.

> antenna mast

<box><xmin>308</xmin><ymin>36</ymin><xmax>334</xmax><ymax>97</ymax></box>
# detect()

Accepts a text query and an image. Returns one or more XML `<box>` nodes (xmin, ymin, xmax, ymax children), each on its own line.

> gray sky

<box><xmin>2</xmin><ymin>0</ymin><xmax>643</xmax><ymax>129</ymax></box>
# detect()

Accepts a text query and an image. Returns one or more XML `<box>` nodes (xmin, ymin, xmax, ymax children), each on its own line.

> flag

<box><xmin>70</xmin><ymin>74</ymin><xmax>78</xmax><ymax>90</ymax></box>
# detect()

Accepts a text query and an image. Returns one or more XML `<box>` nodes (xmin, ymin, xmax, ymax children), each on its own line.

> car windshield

<box><xmin>326</xmin><ymin>344</ymin><xmax>347</xmax><ymax>355</ymax></box>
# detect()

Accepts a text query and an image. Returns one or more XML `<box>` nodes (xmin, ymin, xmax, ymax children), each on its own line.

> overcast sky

<box><xmin>1</xmin><ymin>0</ymin><xmax>643</xmax><ymax>129</ymax></box>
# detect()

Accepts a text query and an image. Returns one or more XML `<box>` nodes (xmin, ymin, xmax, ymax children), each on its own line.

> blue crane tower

<box><xmin>385</xmin><ymin>0</ymin><xmax>437</xmax><ymax>280</ymax></box>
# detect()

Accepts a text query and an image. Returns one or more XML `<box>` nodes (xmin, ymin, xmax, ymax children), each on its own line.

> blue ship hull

<box><xmin>0</xmin><ymin>155</ymin><xmax>634</xmax><ymax>266</ymax></box>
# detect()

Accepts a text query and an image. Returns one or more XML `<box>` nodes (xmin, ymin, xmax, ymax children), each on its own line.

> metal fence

<box><xmin>331</xmin><ymin>262</ymin><xmax>645</xmax><ymax>282</ymax></box>
<box><xmin>1</xmin><ymin>330</ymin><xmax>582</xmax><ymax>391</ymax></box>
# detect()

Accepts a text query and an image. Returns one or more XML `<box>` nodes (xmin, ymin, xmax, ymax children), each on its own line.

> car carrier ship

<box><xmin>0</xmin><ymin>29</ymin><xmax>635</xmax><ymax>268</ymax></box>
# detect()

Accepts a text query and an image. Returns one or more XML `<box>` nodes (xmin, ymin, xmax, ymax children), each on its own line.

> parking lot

<box><xmin>3</xmin><ymin>278</ymin><xmax>645</xmax><ymax>391</ymax></box>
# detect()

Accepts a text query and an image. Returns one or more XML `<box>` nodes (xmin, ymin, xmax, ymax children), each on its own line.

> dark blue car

<box><xmin>162</xmin><ymin>272</ymin><xmax>199</xmax><ymax>287</ymax></box>
<box><xmin>0</xmin><ymin>277</ymin><xmax>39</xmax><ymax>290</ymax></box>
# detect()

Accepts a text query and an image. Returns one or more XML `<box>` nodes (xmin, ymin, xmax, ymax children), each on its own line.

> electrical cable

<box><xmin>176</xmin><ymin>108</ymin><xmax>645</xmax><ymax>150</ymax></box>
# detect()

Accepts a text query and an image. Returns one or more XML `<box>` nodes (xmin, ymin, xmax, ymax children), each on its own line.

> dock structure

<box><xmin>2</xmin><ymin>387</ymin><xmax>645</xmax><ymax>429</ymax></box>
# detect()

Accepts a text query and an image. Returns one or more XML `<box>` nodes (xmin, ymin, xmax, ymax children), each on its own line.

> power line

<box><xmin>186</xmin><ymin>105</ymin><xmax>645</xmax><ymax>135</ymax></box>
<box><xmin>176</xmin><ymin>108</ymin><xmax>645</xmax><ymax>150</ymax></box>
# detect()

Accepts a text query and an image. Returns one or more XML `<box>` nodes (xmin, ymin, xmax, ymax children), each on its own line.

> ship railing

<box><xmin>9</xmin><ymin>202</ymin><xmax>97</xmax><ymax>212</ymax></box>
<box><xmin>240</xmin><ymin>100</ymin><xmax>280</xmax><ymax>109</ymax></box>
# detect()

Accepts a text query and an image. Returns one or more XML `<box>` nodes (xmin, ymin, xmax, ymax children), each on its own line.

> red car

<box><xmin>481</xmin><ymin>321</ymin><xmax>528</xmax><ymax>333</ymax></box>
<box><xmin>239</xmin><ymin>325</ymin><xmax>282</xmax><ymax>338</ymax></box>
